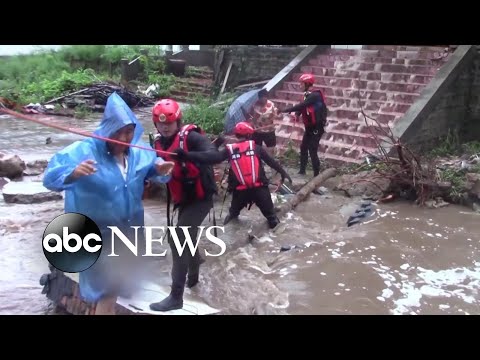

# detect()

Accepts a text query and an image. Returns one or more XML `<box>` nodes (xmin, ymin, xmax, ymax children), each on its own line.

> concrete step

<box><xmin>275</xmin><ymin>88</ymin><xmax>420</xmax><ymax>104</ymax></box>
<box><xmin>302</xmin><ymin>63</ymin><xmax>441</xmax><ymax>76</ymax></box>
<box><xmin>322</xmin><ymin>131</ymin><xmax>385</xmax><ymax>150</ymax></box>
<box><xmin>169</xmin><ymin>90</ymin><xmax>211</xmax><ymax>102</ymax></box>
<box><xmin>357</xmin><ymin>49</ymin><xmax>451</xmax><ymax>60</ymax></box>
<box><xmin>325</xmin><ymin>97</ymin><xmax>412</xmax><ymax>113</ymax></box>
<box><xmin>275</xmin><ymin>119</ymin><xmax>392</xmax><ymax>141</ymax></box>
<box><xmin>174</xmin><ymin>83</ymin><xmax>212</xmax><ymax>94</ymax></box>
<box><xmin>310</xmin><ymin>55</ymin><xmax>449</xmax><ymax>68</ymax></box>
<box><xmin>322</xmin><ymin>47</ymin><xmax>452</xmax><ymax>61</ymax></box>
<box><xmin>319</xmin><ymin>151</ymin><xmax>364</xmax><ymax>165</ymax></box>
<box><xmin>323</xmin><ymin>49</ymin><xmax>359</xmax><ymax>56</ymax></box>
<box><xmin>325</xmin><ymin>117</ymin><xmax>394</xmax><ymax>134</ymax></box>
<box><xmin>176</xmin><ymin>77</ymin><xmax>213</xmax><ymax>87</ymax></box>
<box><xmin>187</xmin><ymin>66</ymin><xmax>214</xmax><ymax>77</ymax></box>
<box><xmin>275</xmin><ymin>136</ymin><xmax>374</xmax><ymax>165</ymax></box>
<box><xmin>277</xmin><ymin>139</ymin><xmax>365</xmax><ymax>165</ymax></box>
<box><xmin>283</xmin><ymin>77</ymin><xmax>428</xmax><ymax>93</ymax></box>
<box><xmin>329</xmin><ymin>108</ymin><xmax>403</xmax><ymax>123</ymax></box>
<box><xmin>321</xmin><ymin>137</ymin><xmax>378</xmax><ymax>159</ymax></box>
<box><xmin>292</xmin><ymin>69</ymin><xmax>434</xmax><ymax>84</ymax></box>
<box><xmin>362</xmin><ymin>45</ymin><xmax>450</xmax><ymax>52</ymax></box>
<box><xmin>271</xmin><ymin>95</ymin><xmax>415</xmax><ymax>111</ymax></box>
<box><xmin>395</xmin><ymin>50</ymin><xmax>452</xmax><ymax>60</ymax></box>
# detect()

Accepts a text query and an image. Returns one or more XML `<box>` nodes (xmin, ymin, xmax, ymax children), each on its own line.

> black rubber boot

<box><xmin>187</xmin><ymin>256</ymin><xmax>205</xmax><ymax>289</ymax></box>
<box><xmin>223</xmin><ymin>214</ymin><xmax>238</xmax><ymax>225</ymax></box>
<box><xmin>149</xmin><ymin>286</ymin><xmax>183</xmax><ymax>312</ymax></box>
<box><xmin>267</xmin><ymin>216</ymin><xmax>280</xmax><ymax>229</ymax></box>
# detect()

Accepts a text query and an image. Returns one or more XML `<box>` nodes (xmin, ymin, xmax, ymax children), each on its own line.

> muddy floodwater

<box><xmin>0</xmin><ymin>110</ymin><xmax>478</xmax><ymax>315</ymax></box>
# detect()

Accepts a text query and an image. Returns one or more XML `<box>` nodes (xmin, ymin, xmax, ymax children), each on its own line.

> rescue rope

<box><xmin>0</xmin><ymin>107</ymin><xmax>177</xmax><ymax>157</ymax></box>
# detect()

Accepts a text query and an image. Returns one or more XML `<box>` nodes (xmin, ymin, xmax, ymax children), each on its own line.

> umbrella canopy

<box><xmin>224</xmin><ymin>89</ymin><xmax>260</xmax><ymax>134</ymax></box>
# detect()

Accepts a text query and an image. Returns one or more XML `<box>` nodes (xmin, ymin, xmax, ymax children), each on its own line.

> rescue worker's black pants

<box><xmin>229</xmin><ymin>186</ymin><xmax>277</xmax><ymax>225</ymax></box>
<box><xmin>168</xmin><ymin>198</ymin><xmax>213</xmax><ymax>293</ymax></box>
<box><xmin>300</xmin><ymin>128</ymin><xmax>324</xmax><ymax>176</ymax></box>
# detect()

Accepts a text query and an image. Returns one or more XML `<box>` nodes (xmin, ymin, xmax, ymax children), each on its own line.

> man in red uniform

<box><xmin>176</xmin><ymin>121</ymin><xmax>292</xmax><ymax>229</ymax></box>
<box><xmin>280</xmin><ymin>73</ymin><xmax>328</xmax><ymax>177</ymax></box>
<box><xmin>149</xmin><ymin>99</ymin><xmax>219</xmax><ymax>312</ymax></box>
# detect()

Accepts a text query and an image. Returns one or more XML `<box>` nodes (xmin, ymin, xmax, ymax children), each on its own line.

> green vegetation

<box><xmin>439</xmin><ymin>167</ymin><xmax>466</xmax><ymax>201</ymax></box>
<box><xmin>429</xmin><ymin>128</ymin><xmax>480</xmax><ymax>158</ymax></box>
<box><xmin>182</xmin><ymin>94</ymin><xmax>236</xmax><ymax>135</ymax></box>
<box><xmin>0</xmin><ymin>45</ymin><xmax>172</xmax><ymax>105</ymax></box>
<box><xmin>278</xmin><ymin>141</ymin><xmax>300</xmax><ymax>168</ymax></box>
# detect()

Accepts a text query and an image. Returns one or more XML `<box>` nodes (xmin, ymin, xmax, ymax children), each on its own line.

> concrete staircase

<box><xmin>271</xmin><ymin>45</ymin><xmax>455</xmax><ymax>164</ymax></box>
<box><xmin>170</xmin><ymin>66</ymin><xmax>214</xmax><ymax>103</ymax></box>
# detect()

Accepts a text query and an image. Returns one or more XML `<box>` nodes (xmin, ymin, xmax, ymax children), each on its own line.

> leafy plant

<box><xmin>182</xmin><ymin>96</ymin><xmax>226</xmax><ymax>135</ymax></box>
<box><xmin>462</xmin><ymin>141</ymin><xmax>480</xmax><ymax>156</ymax></box>
<box><xmin>428</xmin><ymin>128</ymin><xmax>461</xmax><ymax>157</ymax></box>
<box><xmin>439</xmin><ymin>168</ymin><xmax>466</xmax><ymax>201</ymax></box>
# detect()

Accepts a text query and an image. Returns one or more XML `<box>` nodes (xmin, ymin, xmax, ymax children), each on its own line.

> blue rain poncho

<box><xmin>43</xmin><ymin>92</ymin><xmax>171</xmax><ymax>303</ymax></box>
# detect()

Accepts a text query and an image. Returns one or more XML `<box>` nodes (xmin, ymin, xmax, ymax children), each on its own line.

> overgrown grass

<box><xmin>21</xmin><ymin>69</ymin><xmax>108</xmax><ymax>104</ymax></box>
<box><xmin>278</xmin><ymin>141</ymin><xmax>300</xmax><ymax>167</ymax></box>
<box><xmin>147</xmin><ymin>74</ymin><xmax>179</xmax><ymax>98</ymax></box>
<box><xmin>182</xmin><ymin>95</ymin><xmax>227</xmax><ymax>135</ymax></box>
<box><xmin>0</xmin><ymin>45</ymin><xmax>167</xmax><ymax>105</ymax></box>
<box><xmin>462</xmin><ymin>141</ymin><xmax>480</xmax><ymax>156</ymax></box>
<box><xmin>429</xmin><ymin>128</ymin><xmax>480</xmax><ymax>158</ymax></box>
<box><xmin>439</xmin><ymin>168</ymin><xmax>466</xmax><ymax>201</ymax></box>
<box><xmin>428</xmin><ymin>129</ymin><xmax>460</xmax><ymax>157</ymax></box>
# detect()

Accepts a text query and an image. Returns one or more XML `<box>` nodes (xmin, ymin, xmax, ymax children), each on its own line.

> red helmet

<box><xmin>152</xmin><ymin>99</ymin><xmax>182</xmax><ymax>123</ymax></box>
<box><xmin>299</xmin><ymin>73</ymin><xmax>315</xmax><ymax>85</ymax></box>
<box><xmin>234</xmin><ymin>122</ymin><xmax>254</xmax><ymax>136</ymax></box>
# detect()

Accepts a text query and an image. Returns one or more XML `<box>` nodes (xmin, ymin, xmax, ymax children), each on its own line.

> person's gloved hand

<box><xmin>173</xmin><ymin>148</ymin><xmax>188</xmax><ymax>162</ymax></box>
<box><xmin>213</xmin><ymin>136</ymin><xmax>225</xmax><ymax>148</ymax></box>
<box><xmin>282</xmin><ymin>174</ymin><xmax>293</xmax><ymax>184</ymax></box>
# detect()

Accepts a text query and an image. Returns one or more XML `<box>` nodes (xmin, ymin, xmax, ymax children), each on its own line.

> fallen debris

<box><xmin>21</xmin><ymin>83</ymin><xmax>156</xmax><ymax>117</ymax></box>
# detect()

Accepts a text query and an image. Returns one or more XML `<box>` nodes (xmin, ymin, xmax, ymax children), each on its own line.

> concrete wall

<box><xmin>466</xmin><ymin>46</ymin><xmax>480</xmax><ymax>140</ymax></box>
<box><xmin>217</xmin><ymin>46</ymin><xmax>306</xmax><ymax>90</ymax></box>
<box><xmin>167</xmin><ymin>49</ymin><xmax>215</xmax><ymax>68</ymax></box>
<box><xmin>391</xmin><ymin>45</ymin><xmax>478</xmax><ymax>153</ymax></box>
<box><xmin>398</xmin><ymin>62</ymin><xmax>472</xmax><ymax>151</ymax></box>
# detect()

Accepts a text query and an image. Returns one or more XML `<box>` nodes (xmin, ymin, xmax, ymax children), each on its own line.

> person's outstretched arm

<box><xmin>281</xmin><ymin>91</ymin><xmax>323</xmax><ymax>114</ymax></box>
<box><xmin>43</xmin><ymin>142</ymin><xmax>96</xmax><ymax>192</ymax></box>
<box><xmin>173</xmin><ymin>131</ymin><xmax>229</xmax><ymax>164</ymax></box>
<box><xmin>257</xmin><ymin>146</ymin><xmax>292</xmax><ymax>183</ymax></box>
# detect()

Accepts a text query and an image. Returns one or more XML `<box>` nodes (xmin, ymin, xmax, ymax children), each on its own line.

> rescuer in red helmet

<box><xmin>279</xmin><ymin>73</ymin><xmax>328</xmax><ymax>177</ymax></box>
<box><xmin>149</xmin><ymin>98</ymin><xmax>219</xmax><ymax>312</ymax></box>
<box><xmin>175</xmin><ymin>121</ymin><xmax>292</xmax><ymax>230</ymax></box>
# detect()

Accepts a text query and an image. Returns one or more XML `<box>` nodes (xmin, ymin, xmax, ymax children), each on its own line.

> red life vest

<box><xmin>301</xmin><ymin>89</ymin><xmax>327</xmax><ymax>127</ymax></box>
<box><xmin>226</xmin><ymin>140</ymin><xmax>263</xmax><ymax>191</ymax></box>
<box><xmin>153</xmin><ymin>124</ymin><xmax>205</xmax><ymax>205</ymax></box>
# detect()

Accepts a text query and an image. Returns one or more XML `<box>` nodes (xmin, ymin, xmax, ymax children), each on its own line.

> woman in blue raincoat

<box><xmin>43</xmin><ymin>92</ymin><xmax>173</xmax><ymax>310</ymax></box>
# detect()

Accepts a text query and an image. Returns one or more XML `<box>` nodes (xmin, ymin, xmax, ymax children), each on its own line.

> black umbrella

<box><xmin>224</xmin><ymin>89</ymin><xmax>260</xmax><ymax>134</ymax></box>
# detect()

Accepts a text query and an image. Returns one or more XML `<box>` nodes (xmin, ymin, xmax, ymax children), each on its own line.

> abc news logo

<box><xmin>42</xmin><ymin>213</ymin><xmax>226</xmax><ymax>273</ymax></box>
<box><xmin>42</xmin><ymin>213</ymin><xmax>103</xmax><ymax>273</ymax></box>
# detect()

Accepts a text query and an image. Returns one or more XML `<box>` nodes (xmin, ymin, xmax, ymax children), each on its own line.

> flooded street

<box><xmin>0</xmin><ymin>110</ymin><xmax>479</xmax><ymax>315</ymax></box>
